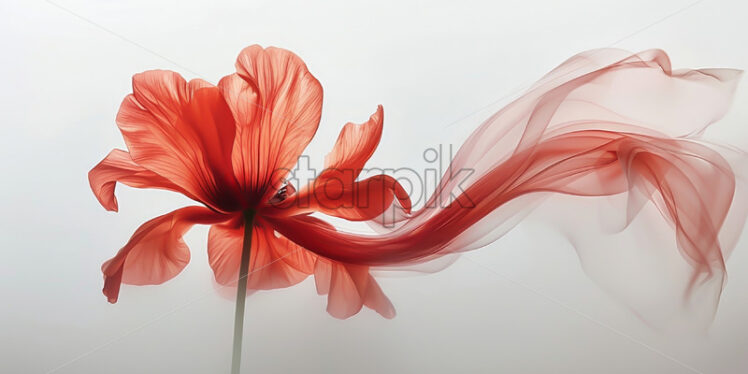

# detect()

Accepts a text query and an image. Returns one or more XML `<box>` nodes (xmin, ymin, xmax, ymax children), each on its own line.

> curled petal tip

<box><xmin>103</xmin><ymin>283</ymin><xmax>120</xmax><ymax>304</ymax></box>
<box><xmin>379</xmin><ymin>307</ymin><xmax>396</xmax><ymax>319</ymax></box>
<box><xmin>327</xmin><ymin>306</ymin><xmax>364</xmax><ymax>320</ymax></box>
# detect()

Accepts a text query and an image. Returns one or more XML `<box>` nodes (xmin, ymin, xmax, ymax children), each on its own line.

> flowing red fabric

<box><xmin>91</xmin><ymin>46</ymin><xmax>745</xmax><ymax>326</ymax></box>
<box><xmin>265</xmin><ymin>49</ymin><xmax>745</xmax><ymax>327</ymax></box>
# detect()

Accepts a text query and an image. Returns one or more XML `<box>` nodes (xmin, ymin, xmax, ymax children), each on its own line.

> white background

<box><xmin>2</xmin><ymin>0</ymin><xmax>748</xmax><ymax>373</ymax></box>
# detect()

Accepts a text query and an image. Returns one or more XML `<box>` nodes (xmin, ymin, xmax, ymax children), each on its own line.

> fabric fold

<box><xmin>265</xmin><ymin>49</ymin><xmax>745</xmax><ymax>327</ymax></box>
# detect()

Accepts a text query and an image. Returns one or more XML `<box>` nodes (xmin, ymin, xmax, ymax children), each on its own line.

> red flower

<box><xmin>92</xmin><ymin>45</ymin><xmax>745</xmax><ymax>328</ymax></box>
<box><xmin>89</xmin><ymin>45</ymin><xmax>410</xmax><ymax>319</ymax></box>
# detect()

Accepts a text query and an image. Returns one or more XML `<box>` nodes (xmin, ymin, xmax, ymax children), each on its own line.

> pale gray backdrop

<box><xmin>2</xmin><ymin>0</ymin><xmax>748</xmax><ymax>373</ymax></box>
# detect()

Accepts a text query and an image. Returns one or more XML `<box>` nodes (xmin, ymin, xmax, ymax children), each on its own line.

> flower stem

<box><xmin>231</xmin><ymin>209</ymin><xmax>256</xmax><ymax>374</ymax></box>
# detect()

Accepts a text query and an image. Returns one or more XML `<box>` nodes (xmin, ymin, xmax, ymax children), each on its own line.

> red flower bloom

<box><xmin>92</xmin><ymin>45</ymin><xmax>745</xmax><ymax>328</ymax></box>
<box><xmin>89</xmin><ymin>45</ymin><xmax>410</xmax><ymax>318</ymax></box>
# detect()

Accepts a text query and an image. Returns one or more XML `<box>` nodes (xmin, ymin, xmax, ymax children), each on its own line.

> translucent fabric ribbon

<box><xmin>265</xmin><ymin>49</ymin><xmax>746</xmax><ymax>327</ymax></box>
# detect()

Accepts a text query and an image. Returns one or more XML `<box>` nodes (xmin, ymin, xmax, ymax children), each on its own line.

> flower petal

<box><xmin>207</xmin><ymin>214</ymin><xmax>394</xmax><ymax>318</ymax></box>
<box><xmin>102</xmin><ymin>206</ymin><xmax>227</xmax><ymax>303</ymax></box>
<box><xmin>89</xmin><ymin>149</ymin><xmax>194</xmax><ymax>212</ymax></box>
<box><xmin>256</xmin><ymin>214</ymin><xmax>395</xmax><ymax>318</ymax></box>
<box><xmin>117</xmin><ymin>70</ymin><xmax>241</xmax><ymax>211</ymax></box>
<box><xmin>314</xmin><ymin>259</ymin><xmax>395</xmax><ymax>319</ymax></box>
<box><xmin>263</xmin><ymin>105</ymin><xmax>410</xmax><ymax>220</ymax></box>
<box><xmin>221</xmin><ymin>45</ymin><xmax>323</xmax><ymax>205</ymax></box>
<box><xmin>207</xmin><ymin>217</ymin><xmax>316</xmax><ymax>290</ymax></box>
<box><xmin>275</xmin><ymin>174</ymin><xmax>410</xmax><ymax>221</ymax></box>
<box><xmin>324</xmin><ymin>105</ymin><xmax>384</xmax><ymax>176</ymax></box>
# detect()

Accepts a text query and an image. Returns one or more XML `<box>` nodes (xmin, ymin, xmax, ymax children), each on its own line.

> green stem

<box><xmin>231</xmin><ymin>210</ymin><xmax>255</xmax><ymax>374</ymax></box>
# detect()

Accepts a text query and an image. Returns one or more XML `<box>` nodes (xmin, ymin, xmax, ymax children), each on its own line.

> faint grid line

<box><xmin>442</xmin><ymin>0</ymin><xmax>707</xmax><ymax>129</ymax></box>
<box><xmin>43</xmin><ymin>248</ymin><xmax>303</xmax><ymax>374</ymax></box>
<box><xmin>606</xmin><ymin>0</ymin><xmax>705</xmax><ymax>46</ymax></box>
<box><xmin>44</xmin><ymin>0</ymin><xmax>203</xmax><ymax>77</ymax></box>
<box><xmin>44</xmin><ymin>0</ymin><xmax>300</xmax><ymax>123</ymax></box>
<box><xmin>463</xmin><ymin>257</ymin><xmax>705</xmax><ymax>374</ymax></box>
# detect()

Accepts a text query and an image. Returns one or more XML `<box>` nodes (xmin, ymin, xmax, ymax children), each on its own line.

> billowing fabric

<box><xmin>91</xmin><ymin>46</ymin><xmax>745</xmax><ymax>324</ymax></box>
